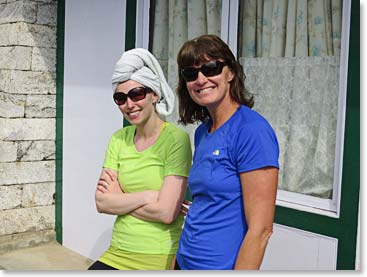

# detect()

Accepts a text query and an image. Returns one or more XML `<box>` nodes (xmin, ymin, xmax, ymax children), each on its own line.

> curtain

<box><xmin>150</xmin><ymin>0</ymin><xmax>222</xmax><ymax>146</ymax></box>
<box><xmin>150</xmin><ymin>0</ymin><xmax>343</xmax><ymax>200</ymax></box>
<box><xmin>238</xmin><ymin>0</ymin><xmax>342</xmax><ymax>199</ymax></box>
<box><xmin>238</xmin><ymin>0</ymin><xmax>342</xmax><ymax>58</ymax></box>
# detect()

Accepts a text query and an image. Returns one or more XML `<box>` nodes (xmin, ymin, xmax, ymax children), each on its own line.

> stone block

<box><xmin>0</xmin><ymin>185</ymin><xmax>22</xmax><ymax>210</ymax></box>
<box><xmin>0</xmin><ymin>0</ymin><xmax>37</xmax><ymax>24</ymax></box>
<box><xmin>22</xmin><ymin>182</ymin><xmax>55</xmax><ymax>207</ymax></box>
<box><xmin>1</xmin><ymin>70</ymin><xmax>56</xmax><ymax>95</ymax></box>
<box><xmin>0</xmin><ymin>141</ymin><xmax>17</xmax><ymax>162</ymax></box>
<box><xmin>0</xmin><ymin>23</ymin><xmax>56</xmax><ymax>47</ymax></box>
<box><xmin>25</xmin><ymin>94</ymin><xmax>56</xmax><ymax>118</ymax></box>
<box><xmin>0</xmin><ymin>70</ymin><xmax>10</xmax><ymax>92</ymax></box>
<box><xmin>0</xmin><ymin>206</ymin><xmax>55</xmax><ymax>236</ymax></box>
<box><xmin>16</xmin><ymin>140</ymin><xmax>55</xmax><ymax>161</ymax></box>
<box><xmin>0</xmin><ymin>91</ymin><xmax>26</xmax><ymax>118</ymax></box>
<box><xmin>0</xmin><ymin>229</ymin><xmax>56</xmax><ymax>255</ymax></box>
<box><xmin>31</xmin><ymin>47</ymin><xmax>56</xmax><ymax>72</ymax></box>
<box><xmin>37</xmin><ymin>3</ymin><xmax>57</xmax><ymax>26</ymax></box>
<box><xmin>0</xmin><ymin>118</ymin><xmax>55</xmax><ymax>141</ymax></box>
<box><xmin>0</xmin><ymin>161</ymin><xmax>55</xmax><ymax>185</ymax></box>
<box><xmin>0</xmin><ymin>46</ymin><xmax>32</xmax><ymax>70</ymax></box>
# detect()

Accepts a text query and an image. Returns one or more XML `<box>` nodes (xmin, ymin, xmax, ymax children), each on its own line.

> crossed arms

<box><xmin>95</xmin><ymin>168</ymin><xmax>187</xmax><ymax>224</ymax></box>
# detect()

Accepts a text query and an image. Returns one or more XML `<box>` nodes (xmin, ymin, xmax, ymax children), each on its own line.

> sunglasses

<box><xmin>181</xmin><ymin>61</ymin><xmax>227</xmax><ymax>82</ymax></box>
<box><xmin>113</xmin><ymin>86</ymin><xmax>153</xmax><ymax>105</ymax></box>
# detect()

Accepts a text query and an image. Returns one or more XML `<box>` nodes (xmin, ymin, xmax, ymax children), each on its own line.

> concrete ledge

<box><xmin>0</xmin><ymin>241</ymin><xmax>93</xmax><ymax>270</ymax></box>
<box><xmin>0</xmin><ymin>229</ymin><xmax>56</xmax><ymax>254</ymax></box>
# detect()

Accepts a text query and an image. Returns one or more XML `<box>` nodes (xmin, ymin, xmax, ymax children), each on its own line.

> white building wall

<box><xmin>63</xmin><ymin>0</ymin><xmax>126</xmax><ymax>260</ymax></box>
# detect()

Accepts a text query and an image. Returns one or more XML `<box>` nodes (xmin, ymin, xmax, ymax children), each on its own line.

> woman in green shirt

<box><xmin>88</xmin><ymin>48</ymin><xmax>192</xmax><ymax>270</ymax></box>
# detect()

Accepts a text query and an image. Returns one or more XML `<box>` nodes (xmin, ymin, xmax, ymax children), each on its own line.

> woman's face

<box><xmin>115</xmin><ymin>80</ymin><xmax>159</xmax><ymax>126</ymax></box>
<box><xmin>184</xmin><ymin>60</ymin><xmax>234</xmax><ymax>110</ymax></box>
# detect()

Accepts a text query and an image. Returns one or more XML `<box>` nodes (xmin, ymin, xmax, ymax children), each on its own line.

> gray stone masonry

<box><xmin>0</xmin><ymin>0</ymin><xmax>58</xmax><ymax>252</ymax></box>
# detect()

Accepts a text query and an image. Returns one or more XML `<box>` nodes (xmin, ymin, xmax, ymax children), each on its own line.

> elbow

<box><xmin>96</xmin><ymin>203</ymin><xmax>104</xmax><ymax>213</ymax></box>
<box><xmin>95</xmin><ymin>194</ymin><xmax>106</xmax><ymax>214</ymax></box>
<box><xmin>95</xmin><ymin>201</ymin><xmax>104</xmax><ymax>213</ymax></box>
<box><xmin>248</xmin><ymin>226</ymin><xmax>273</xmax><ymax>248</ymax></box>
<box><xmin>160</xmin><ymin>210</ymin><xmax>177</xmax><ymax>224</ymax></box>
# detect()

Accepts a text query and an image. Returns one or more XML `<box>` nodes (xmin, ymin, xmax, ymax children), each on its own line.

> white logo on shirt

<box><xmin>212</xmin><ymin>150</ymin><xmax>220</xmax><ymax>156</ymax></box>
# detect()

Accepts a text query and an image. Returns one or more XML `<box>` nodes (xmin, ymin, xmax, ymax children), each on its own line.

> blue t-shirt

<box><xmin>176</xmin><ymin>105</ymin><xmax>279</xmax><ymax>269</ymax></box>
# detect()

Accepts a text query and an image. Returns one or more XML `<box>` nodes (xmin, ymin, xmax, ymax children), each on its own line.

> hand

<box><xmin>180</xmin><ymin>199</ymin><xmax>191</xmax><ymax>216</ymax></box>
<box><xmin>97</xmin><ymin>168</ymin><xmax>123</xmax><ymax>194</ymax></box>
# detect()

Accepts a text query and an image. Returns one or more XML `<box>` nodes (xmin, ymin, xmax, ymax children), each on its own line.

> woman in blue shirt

<box><xmin>175</xmin><ymin>34</ymin><xmax>280</xmax><ymax>270</ymax></box>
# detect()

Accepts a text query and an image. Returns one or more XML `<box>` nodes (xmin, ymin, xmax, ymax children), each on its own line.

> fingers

<box><xmin>181</xmin><ymin>201</ymin><xmax>191</xmax><ymax>216</ymax></box>
<box><xmin>103</xmin><ymin>168</ymin><xmax>117</xmax><ymax>182</ymax></box>
<box><xmin>97</xmin><ymin>180</ymin><xmax>110</xmax><ymax>191</ymax></box>
<box><xmin>183</xmin><ymin>199</ymin><xmax>192</xmax><ymax>205</ymax></box>
<box><xmin>97</xmin><ymin>184</ymin><xmax>107</xmax><ymax>193</ymax></box>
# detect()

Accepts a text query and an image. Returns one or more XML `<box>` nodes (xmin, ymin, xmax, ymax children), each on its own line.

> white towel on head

<box><xmin>112</xmin><ymin>48</ymin><xmax>175</xmax><ymax>116</ymax></box>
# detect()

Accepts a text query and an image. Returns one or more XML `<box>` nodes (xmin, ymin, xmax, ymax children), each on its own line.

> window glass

<box><xmin>149</xmin><ymin>0</ymin><xmax>222</xmax><ymax>142</ymax></box>
<box><xmin>237</xmin><ymin>0</ymin><xmax>343</xmax><ymax>200</ymax></box>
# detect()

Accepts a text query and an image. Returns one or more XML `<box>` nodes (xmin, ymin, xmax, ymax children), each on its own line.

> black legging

<box><xmin>88</xmin><ymin>259</ymin><xmax>181</xmax><ymax>270</ymax></box>
<box><xmin>88</xmin><ymin>260</ymin><xmax>118</xmax><ymax>270</ymax></box>
<box><xmin>174</xmin><ymin>260</ymin><xmax>181</xmax><ymax>270</ymax></box>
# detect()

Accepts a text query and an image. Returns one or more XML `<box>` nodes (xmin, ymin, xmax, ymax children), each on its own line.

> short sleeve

<box><xmin>164</xmin><ymin>131</ymin><xmax>192</xmax><ymax>177</ymax></box>
<box><xmin>235</xmin><ymin>121</ymin><xmax>279</xmax><ymax>173</ymax></box>
<box><xmin>103</xmin><ymin>134</ymin><xmax>120</xmax><ymax>171</ymax></box>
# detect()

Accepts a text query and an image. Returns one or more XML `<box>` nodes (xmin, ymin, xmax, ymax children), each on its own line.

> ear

<box><xmin>152</xmin><ymin>92</ymin><xmax>159</xmax><ymax>104</ymax></box>
<box><xmin>227</xmin><ymin>70</ymin><xmax>234</xmax><ymax>83</ymax></box>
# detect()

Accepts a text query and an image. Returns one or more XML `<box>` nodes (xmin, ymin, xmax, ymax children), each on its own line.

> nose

<box><xmin>195</xmin><ymin>71</ymin><xmax>208</xmax><ymax>84</ymax></box>
<box><xmin>125</xmin><ymin>97</ymin><xmax>135</xmax><ymax>108</ymax></box>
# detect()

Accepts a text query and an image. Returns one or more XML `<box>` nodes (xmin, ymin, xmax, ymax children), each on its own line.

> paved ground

<box><xmin>0</xmin><ymin>241</ymin><xmax>93</xmax><ymax>270</ymax></box>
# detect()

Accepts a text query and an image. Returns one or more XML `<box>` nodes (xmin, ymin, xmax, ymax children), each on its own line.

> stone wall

<box><xmin>0</xmin><ymin>0</ymin><xmax>58</xmax><ymax>253</ymax></box>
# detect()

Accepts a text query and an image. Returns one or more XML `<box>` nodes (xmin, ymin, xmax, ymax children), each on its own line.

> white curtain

<box><xmin>238</xmin><ymin>0</ymin><xmax>342</xmax><ymax>58</ymax></box>
<box><xmin>241</xmin><ymin>56</ymin><xmax>339</xmax><ymax>198</ymax></box>
<box><xmin>150</xmin><ymin>0</ymin><xmax>222</xmax><ymax>146</ymax></box>
<box><xmin>150</xmin><ymin>0</ymin><xmax>343</xmax><ymax>199</ymax></box>
<box><xmin>239</xmin><ymin>0</ymin><xmax>342</xmax><ymax>199</ymax></box>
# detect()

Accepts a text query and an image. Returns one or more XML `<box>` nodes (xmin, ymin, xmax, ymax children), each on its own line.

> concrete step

<box><xmin>0</xmin><ymin>241</ymin><xmax>93</xmax><ymax>270</ymax></box>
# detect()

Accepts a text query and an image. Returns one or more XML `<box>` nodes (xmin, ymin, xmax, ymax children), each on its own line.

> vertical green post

<box><xmin>122</xmin><ymin>0</ymin><xmax>137</xmax><ymax>127</ymax></box>
<box><xmin>55</xmin><ymin>0</ymin><xmax>65</xmax><ymax>244</ymax></box>
<box><xmin>336</xmin><ymin>0</ymin><xmax>360</xmax><ymax>269</ymax></box>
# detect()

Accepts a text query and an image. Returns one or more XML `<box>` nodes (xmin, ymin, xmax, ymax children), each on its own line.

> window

<box><xmin>236</xmin><ymin>0</ymin><xmax>349</xmax><ymax>216</ymax></box>
<box><xmin>137</xmin><ymin>0</ymin><xmax>351</xmax><ymax>217</ymax></box>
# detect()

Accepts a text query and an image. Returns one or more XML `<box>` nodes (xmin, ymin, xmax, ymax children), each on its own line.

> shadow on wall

<box><xmin>88</xmin><ymin>227</ymin><xmax>114</xmax><ymax>261</ymax></box>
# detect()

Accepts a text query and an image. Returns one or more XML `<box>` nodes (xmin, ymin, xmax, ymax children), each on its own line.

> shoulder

<box><xmin>234</xmin><ymin>106</ymin><xmax>275</xmax><ymax>133</ymax></box>
<box><xmin>229</xmin><ymin>106</ymin><xmax>278</xmax><ymax>151</ymax></box>
<box><xmin>164</xmin><ymin>122</ymin><xmax>190</xmax><ymax>142</ymax></box>
<box><xmin>109</xmin><ymin>125</ymin><xmax>135</xmax><ymax>142</ymax></box>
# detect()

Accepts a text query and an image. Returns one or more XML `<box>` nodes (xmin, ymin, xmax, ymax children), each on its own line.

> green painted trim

<box><xmin>274</xmin><ymin>1</ymin><xmax>360</xmax><ymax>270</ymax></box>
<box><xmin>123</xmin><ymin>0</ymin><xmax>137</xmax><ymax>127</ymax></box>
<box><xmin>336</xmin><ymin>0</ymin><xmax>360</xmax><ymax>268</ymax></box>
<box><xmin>125</xmin><ymin>0</ymin><xmax>136</xmax><ymax>51</ymax></box>
<box><xmin>55</xmin><ymin>0</ymin><xmax>65</xmax><ymax>244</ymax></box>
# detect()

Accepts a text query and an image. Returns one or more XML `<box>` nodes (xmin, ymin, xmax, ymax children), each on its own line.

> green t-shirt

<box><xmin>103</xmin><ymin>122</ymin><xmax>192</xmax><ymax>254</ymax></box>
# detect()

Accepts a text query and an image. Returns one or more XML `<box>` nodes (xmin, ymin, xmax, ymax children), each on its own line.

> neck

<box><xmin>208</xmin><ymin>99</ymin><xmax>240</xmax><ymax>133</ymax></box>
<box><xmin>135</xmin><ymin>114</ymin><xmax>164</xmax><ymax>139</ymax></box>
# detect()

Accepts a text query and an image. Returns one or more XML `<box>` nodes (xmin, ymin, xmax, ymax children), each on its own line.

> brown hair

<box><xmin>176</xmin><ymin>34</ymin><xmax>254</xmax><ymax>125</ymax></box>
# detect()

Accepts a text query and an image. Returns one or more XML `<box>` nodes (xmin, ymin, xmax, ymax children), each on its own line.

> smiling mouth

<box><xmin>126</xmin><ymin>110</ymin><xmax>140</xmax><ymax>118</ymax></box>
<box><xmin>196</xmin><ymin>87</ymin><xmax>214</xmax><ymax>93</ymax></box>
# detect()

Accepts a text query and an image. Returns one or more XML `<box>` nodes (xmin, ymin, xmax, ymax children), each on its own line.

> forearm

<box><xmin>96</xmin><ymin>191</ymin><xmax>151</xmax><ymax>215</ymax></box>
<box><xmin>130</xmin><ymin>201</ymin><xmax>180</xmax><ymax>224</ymax></box>
<box><xmin>234</xmin><ymin>228</ymin><xmax>273</xmax><ymax>270</ymax></box>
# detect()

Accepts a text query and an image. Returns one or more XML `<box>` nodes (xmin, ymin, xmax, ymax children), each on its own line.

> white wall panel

<box><xmin>63</xmin><ymin>0</ymin><xmax>126</xmax><ymax>260</ymax></box>
<box><xmin>261</xmin><ymin>224</ymin><xmax>338</xmax><ymax>270</ymax></box>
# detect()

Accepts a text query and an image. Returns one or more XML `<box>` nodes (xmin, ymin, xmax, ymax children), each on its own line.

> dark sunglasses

<box><xmin>113</xmin><ymin>86</ymin><xmax>153</xmax><ymax>105</ymax></box>
<box><xmin>181</xmin><ymin>61</ymin><xmax>227</xmax><ymax>82</ymax></box>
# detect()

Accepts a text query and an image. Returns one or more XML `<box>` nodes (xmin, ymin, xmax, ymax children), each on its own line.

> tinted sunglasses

<box><xmin>181</xmin><ymin>61</ymin><xmax>227</xmax><ymax>82</ymax></box>
<box><xmin>113</xmin><ymin>86</ymin><xmax>153</xmax><ymax>105</ymax></box>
